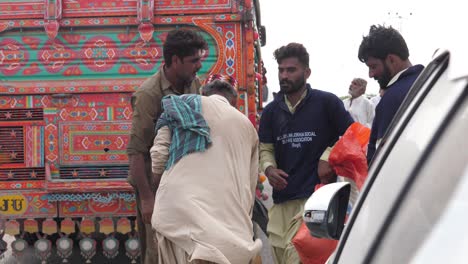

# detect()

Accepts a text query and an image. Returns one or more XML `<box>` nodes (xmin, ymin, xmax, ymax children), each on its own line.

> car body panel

<box><xmin>373</xmin><ymin>98</ymin><xmax>468</xmax><ymax>263</ymax></box>
<box><xmin>331</xmin><ymin>49</ymin><xmax>467</xmax><ymax>264</ymax></box>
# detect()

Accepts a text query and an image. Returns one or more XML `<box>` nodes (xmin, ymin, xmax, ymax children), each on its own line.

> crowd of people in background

<box><xmin>128</xmin><ymin>23</ymin><xmax>424</xmax><ymax>263</ymax></box>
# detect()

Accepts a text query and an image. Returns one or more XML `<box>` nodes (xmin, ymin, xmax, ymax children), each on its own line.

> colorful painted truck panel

<box><xmin>0</xmin><ymin>0</ymin><xmax>266</xmax><ymax>262</ymax></box>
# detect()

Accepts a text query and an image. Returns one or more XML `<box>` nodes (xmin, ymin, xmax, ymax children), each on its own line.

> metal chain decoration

<box><xmin>9</xmin><ymin>220</ymin><xmax>24</xmax><ymax>260</ymax></box>
<box><xmin>79</xmin><ymin>236</ymin><xmax>96</xmax><ymax>263</ymax></box>
<box><xmin>34</xmin><ymin>233</ymin><xmax>52</xmax><ymax>264</ymax></box>
<box><xmin>102</xmin><ymin>236</ymin><xmax>119</xmax><ymax>259</ymax></box>
<box><xmin>11</xmin><ymin>237</ymin><xmax>28</xmax><ymax>259</ymax></box>
<box><xmin>79</xmin><ymin>218</ymin><xmax>96</xmax><ymax>263</ymax></box>
<box><xmin>57</xmin><ymin>218</ymin><xmax>75</xmax><ymax>262</ymax></box>
<box><xmin>125</xmin><ymin>232</ymin><xmax>141</xmax><ymax>264</ymax></box>
<box><xmin>56</xmin><ymin>235</ymin><xmax>73</xmax><ymax>262</ymax></box>
<box><xmin>47</xmin><ymin>192</ymin><xmax>135</xmax><ymax>203</ymax></box>
<box><xmin>99</xmin><ymin>218</ymin><xmax>119</xmax><ymax>259</ymax></box>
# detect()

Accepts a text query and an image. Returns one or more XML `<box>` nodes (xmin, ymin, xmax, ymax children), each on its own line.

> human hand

<box><xmin>265</xmin><ymin>166</ymin><xmax>288</xmax><ymax>190</ymax></box>
<box><xmin>140</xmin><ymin>197</ymin><xmax>155</xmax><ymax>224</ymax></box>
<box><xmin>318</xmin><ymin>160</ymin><xmax>337</xmax><ymax>184</ymax></box>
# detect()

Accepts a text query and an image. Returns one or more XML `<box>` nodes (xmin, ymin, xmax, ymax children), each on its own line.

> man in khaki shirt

<box><xmin>126</xmin><ymin>28</ymin><xmax>207</xmax><ymax>264</ymax></box>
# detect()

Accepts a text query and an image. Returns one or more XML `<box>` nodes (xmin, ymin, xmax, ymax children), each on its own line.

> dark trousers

<box><xmin>134</xmin><ymin>188</ymin><xmax>158</xmax><ymax>264</ymax></box>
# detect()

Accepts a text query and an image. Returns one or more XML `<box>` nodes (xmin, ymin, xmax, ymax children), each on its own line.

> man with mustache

<box><xmin>127</xmin><ymin>28</ymin><xmax>207</xmax><ymax>264</ymax></box>
<box><xmin>343</xmin><ymin>77</ymin><xmax>374</xmax><ymax>128</ymax></box>
<box><xmin>258</xmin><ymin>43</ymin><xmax>353</xmax><ymax>263</ymax></box>
<box><xmin>358</xmin><ymin>25</ymin><xmax>424</xmax><ymax>164</ymax></box>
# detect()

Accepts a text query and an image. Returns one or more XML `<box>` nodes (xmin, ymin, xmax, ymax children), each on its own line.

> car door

<box><xmin>369</xmin><ymin>83</ymin><xmax>468</xmax><ymax>264</ymax></box>
<box><xmin>331</xmin><ymin>49</ymin><xmax>467</xmax><ymax>264</ymax></box>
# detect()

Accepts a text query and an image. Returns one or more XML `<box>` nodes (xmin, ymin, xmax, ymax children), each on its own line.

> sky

<box><xmin>260</xmin><ymin>0</ymin><xmax>466</xmax><ymax>101</ymax></box>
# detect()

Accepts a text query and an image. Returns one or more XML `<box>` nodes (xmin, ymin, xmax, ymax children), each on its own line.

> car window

<box><xmin>334</xmin><ymin>53</ymin><xmax>465</xmax><ymax>264</ymax></box>
<box><xmin>372</xmin><ymin>94</ymin><xmax>467</xmax><ymax>263</ymax></box>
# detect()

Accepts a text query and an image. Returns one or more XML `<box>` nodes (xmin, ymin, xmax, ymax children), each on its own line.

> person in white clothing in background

<box><xmin>370</xmin><ymin>87</ymin><xmax>384</xmax><ymax>109</ymax></box>
<box><xmin>342</xmin><ymin>78</ymin><xmax>374</xmax><ymax>128</ymax></box>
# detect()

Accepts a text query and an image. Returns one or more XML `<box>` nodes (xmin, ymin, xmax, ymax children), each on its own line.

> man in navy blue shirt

<box><xmin>259</xmin><ymin>43</ymin><xmax>353</xmax><ymax>263</ymax></box>
<box><xmin>358</xmin><ymin>25</ymin><xmax>424</xmax><ymax>164</ymax></box>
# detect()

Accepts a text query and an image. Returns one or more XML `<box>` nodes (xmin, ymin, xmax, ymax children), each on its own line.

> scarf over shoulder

<box><xmin>156</xmin><ymin>94</ymin><xmax>211</xmax><ymax>169</ymax></box>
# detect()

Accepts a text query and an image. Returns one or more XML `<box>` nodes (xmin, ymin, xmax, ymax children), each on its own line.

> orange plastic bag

<box><xmin>328</xmin><ymin>123</ymin><xmax>371</xmax><ymax>190</ymax></box>
<box><xmin>292</xmin><ymin>184</ymin><xmax>341</xmax><ymax>264</ymax></box>
<box><xmin>292</xmin><ymin>123</ymin><xmax>370</xmax><ymax>264</ymax></box>
<box><xmin>292</xmin><ymin>222</ymin><xmax>338</xmax><ymax>264</ymax></box>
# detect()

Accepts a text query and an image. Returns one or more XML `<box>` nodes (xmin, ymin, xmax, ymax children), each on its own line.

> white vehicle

<box><xmin>304</xmin><ymin>46</ymin><xmax>468</xmax><ymax>264</ymax></box>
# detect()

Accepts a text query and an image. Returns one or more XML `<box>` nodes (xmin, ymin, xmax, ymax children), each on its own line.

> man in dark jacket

<box><xmin>259</xmin><ymin>43</ymin><xmax>353</xmax><ymax>263</ymax></box>
<box><xmin>358</xmin><ymin>25</ymin><xmax>424</xmax><ymax>164</ymax></box>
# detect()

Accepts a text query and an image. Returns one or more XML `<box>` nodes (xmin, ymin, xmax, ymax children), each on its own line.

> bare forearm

<box><xmin>149</xmin><ymin>126</ymin><xmax>171</xmax><ymax>194</ymax></box>
<box><xmin>129</xmin><ymin>153</ymin><xmax>153</xmax><ymax>200</ymax></box>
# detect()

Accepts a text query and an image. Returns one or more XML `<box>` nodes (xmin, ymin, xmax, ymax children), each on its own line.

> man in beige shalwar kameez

<box><xmin>150</xmin><ymin>79</ymin><xmax>262</xmax><ymax>264</ymax></box>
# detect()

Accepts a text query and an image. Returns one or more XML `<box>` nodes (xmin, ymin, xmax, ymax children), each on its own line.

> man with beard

<box><xmin>258</xmin><ymin>43</ymin><xmax>353</xmax><ymax>263</ymax></box>
<box><xmin>343</xmin><ymin>77</ymin><xmax>374</xmax><ymax>128</ymax></box>
<box><xmin>358</xmin><ymin>25</ymin><xmax>424</xmax><ymax>164</ymax></box>
<box><xmin>127</xmin><ymin>28</ymin><xmax>207</xmax><ymax>264</ymax></box>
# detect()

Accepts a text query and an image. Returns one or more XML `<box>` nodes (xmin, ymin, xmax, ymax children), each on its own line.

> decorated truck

<box><xmin>0</xmin><ymin>0</ymin><xmax>267</xmax><ymax>262</ymax></box>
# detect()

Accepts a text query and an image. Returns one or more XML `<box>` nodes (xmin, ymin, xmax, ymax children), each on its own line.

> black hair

<box><xmin>202</xmin><ymin>80</ymin><xmax>237</xmax><ymax>99</ymax></box>
<box><xmin>273</xmin><ymin>43</ymin><xmax>309</xmax><ymax>68</ymax></box>
<box><xmin>358</xmin><ymin>25</ymin><xmax>409</xmax><ymax>62</ymax></box>
<box><xmin>163</xmin><ymin>28</ymin><xmax>208</xmax><ymax>67</ymax></box>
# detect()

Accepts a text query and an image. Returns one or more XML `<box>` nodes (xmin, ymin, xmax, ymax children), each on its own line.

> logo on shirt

<box><xmin>277</xmin><ymin>131</ymin><xmax>317</xmax><ymax>148</ymax></box>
